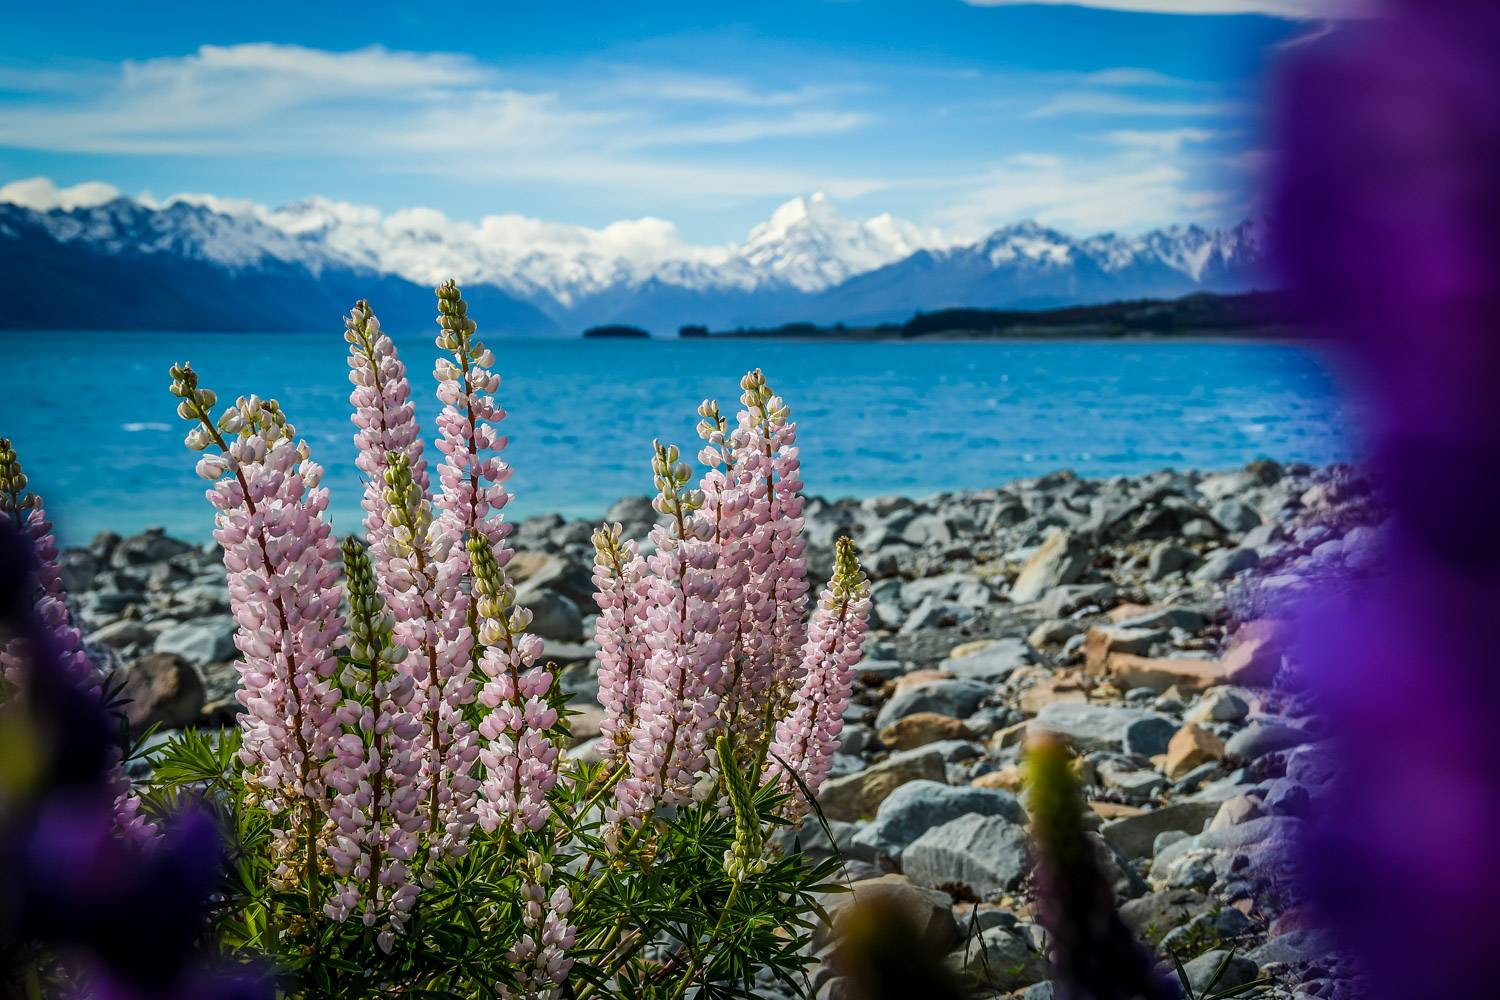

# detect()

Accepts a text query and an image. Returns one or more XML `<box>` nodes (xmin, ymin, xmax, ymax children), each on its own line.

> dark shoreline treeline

<box><xmin>677</xmin><ymin>290</ymin><xmax>1304</xmax><ymax>341</ymax></box>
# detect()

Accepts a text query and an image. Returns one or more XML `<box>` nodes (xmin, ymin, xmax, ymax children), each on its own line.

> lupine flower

<box><xmin>590</xmin><ymin>522</ymin><xmax>651</xmax><ymax>768</ymax></box>
<box><xmin>695</xmin><ymin>401</ymin><xmax>757</xmax><ymax>742</ymax></box>
<box><xmin>381</xmin><ymin>452</ymin><xmax>479</xmax><ymax>860</ymax></box>
<box><xmin>1272</xmin><ymin>4</ymin><xmax>1500</xmax><ymax>998</ymax></box>
<box><xmin>0</xmin><ymin>438</ymin><xmax>156</xmax><ymax>847</ymax></box>
<box><xmin>615</xmin><ymin>442</ymin><xmax>723</xmax><ymax>828</ymax></box>
<box><xmin>468</xmin><ymin>535</ymin><xmax>559</xmax><ymax>837</ymax></box>
<box><xmin>322</xmin><ymin>537</ymin><xmax>422</xmax><ymax>938</ymax></box>
<box><xmin>1028</xmin><ymin>734</ymin><xmax>1178</xmax><ymax>1000</ymax></box>
<box><xmin>169</xmin><ymin>366</ymin><xmax>344</xmax><ymax>891</ymax></box>
<box><xmin>349</xmin><ymin>298</ymin><xmax>479</xmax><ymax>861</ymax></box>
<box><xmin>766</xmin><ymin>536</ymin><xmax>869</xmax><ymax>816</ymax></box>
<box><xmin>503</xmin><ymin>851</ymin><xmax>576</xmax><ymax>1000</ymax></box>
<box><xmin>730</xmin><ymin>370</ymin><xmax>808</xmax><ymax>724</ymax></box>
<box><xmin>1</xmin><ymin>480</ymin><xmax>261</xmax><ymax>1000</ymax></box>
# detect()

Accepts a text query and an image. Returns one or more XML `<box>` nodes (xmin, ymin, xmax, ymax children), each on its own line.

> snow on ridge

<box><xmin>3</xmin><ymin>175</ymin><xmax>1263</xmax><ymax>300</ymax></box>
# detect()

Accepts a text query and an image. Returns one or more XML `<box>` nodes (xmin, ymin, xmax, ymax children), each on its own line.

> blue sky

<box><xmin>0</xmin><ymin>1</ymin><xmax>1337</xmax><ymax>243</ymax></box>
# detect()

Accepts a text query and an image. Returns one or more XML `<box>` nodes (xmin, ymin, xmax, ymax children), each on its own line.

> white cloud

<box><xmin>933</xmin><ymin>152</ymin><xmax>1232</xmax><ymax>236</ymax></box>
<box><xmin>1107</xmin><ymin>127</ymin><xmax>1225</xmax><ymax>153</ymax></box>
<box><xmin>960</xmin><ymin>0</ymin><xmax>1375</xmax><ymax>19</ymax></box>
<box><xmin>0</xmin><ymin>177</ymin><xmax>121</xmax><ymax>210</ymax></box>
<box><xmin>1029</xmin><ymin>93</ymin><xmax>1247</xmax><ymax>118</ymax></box>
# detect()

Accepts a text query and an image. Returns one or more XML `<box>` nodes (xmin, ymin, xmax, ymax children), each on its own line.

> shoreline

<box><xmin>64</xmin><ymin>457</ymin><xmax>1376</xmax><ymax>997</ymax></box>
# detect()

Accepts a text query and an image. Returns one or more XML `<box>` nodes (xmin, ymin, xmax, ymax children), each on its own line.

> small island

<box><xmin>583</xmin><ymin>324</ymin><xmax>651</xmax><ymax>339</ymax></box>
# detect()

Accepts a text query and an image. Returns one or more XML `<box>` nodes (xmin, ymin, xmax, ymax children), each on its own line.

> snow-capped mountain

<box><xmin>0</xmin><ymin>178</ymin><xmax>1271</xmax><ymax>334</ymax></box>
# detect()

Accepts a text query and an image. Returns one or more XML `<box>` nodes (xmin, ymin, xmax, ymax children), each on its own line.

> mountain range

<box><xmin>0</xmin><ymin>181</ymin><xmax>1273</xmax><ymax>336</ymax></box>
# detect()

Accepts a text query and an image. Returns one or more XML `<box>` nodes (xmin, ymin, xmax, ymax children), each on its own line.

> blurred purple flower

<box><xmin>1273</xmin><ymin>2</ymin><xmax>1500</xmax><ymax>998</ymax></box>
<box><xmin>0</xmin><ymin>520</ymin><xmax>267</xmax><ymax>999</ymax></box>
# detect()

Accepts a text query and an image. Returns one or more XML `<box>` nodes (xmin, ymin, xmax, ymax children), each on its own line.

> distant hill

<box><xmin>698</xmin><ymin>291</ymin><xmax>1302</xmax><ymax>340</ymax></box>
<box><xmin>0</xmin><ymin>185</ymin><xmax>1273</xmax><ymax>335</ymax></box>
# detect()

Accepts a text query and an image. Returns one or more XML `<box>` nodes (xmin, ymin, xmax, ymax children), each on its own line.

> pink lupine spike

<box><xmin>591</xmin><ymin>522</ymin><xmax>651</xmax><ymax>768</ymax></box>
<box><xmin>729</xmin><ymin>369</ymin><xmax>809</xmax><ymax>734</ymax></box>
<box><xmin>613</xmin><ymin>441</ymin><xmax>724</xmax><ymax>834</ymax></box>
<box><xmin>0</xmin><ymin>438</ymin><xmax>158</xmax><ymax>847</ymax></box>
<box><xmin>170</xmin><ymin>365</ymin><xmax>344</xmax><ymax>890</ymax></box>
<box><xmin>468</xmin><ymin>534</ymin><xmax>561</xmax><ymax>837</ymax></box>
<box><xmin>322</xmin><ymin>535</ymin><xmax>423</xmax><ymax>933</ymax></box>
<box><xmin>347</xmin><ymin>300</ymin><xmax>478</xmax><ymax>861</ymax></box>
<box><xmin>766</xmin><ymin>536</ymin><xmax>870</xmax><ymax>820</ymax></box>
<box><xmin>503</xmin><ymin>851</ymin><xmax>576</xmax><ymax>1000</ymax></box>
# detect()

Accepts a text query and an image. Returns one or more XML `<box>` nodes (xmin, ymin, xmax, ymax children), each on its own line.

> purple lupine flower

<box><xmin>0</xmin><ymin>438</ymin><xmax>157</xmax><ymax>847</ymax></box>
<box><xmin>1272</xmin><ymin>4</ymin><xmax>1500</xmax><ymax>998</ymax></box>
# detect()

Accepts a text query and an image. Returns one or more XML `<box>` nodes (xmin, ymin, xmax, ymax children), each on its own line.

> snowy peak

<box><xmin>734</xmin><ymin>192</ymin><xmax>949</xmax><ymax>291</ymax></box>
<box><xmin>1</xmin><ymin>175</ymin><xmax>1271</xmax><ymax>334</ymax></box>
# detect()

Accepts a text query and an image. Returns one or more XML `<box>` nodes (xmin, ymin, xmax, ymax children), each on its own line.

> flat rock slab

<box><xmin>817</xmin><ymin>746</ymin><xmax>947</xmax><ymax>822</ymax></box>
<box><xmin>1100</xmin><ymin>802</ymin><xmax>1221</xmax><ymax>861</ymax></box>
<box><xmin>876</xmin><ymin>679</ymin><xmax>993</xmax><ymax>730</ymax></box>
<box><xmin>903</xmin><ymin>813</ymin><xmax>1032</xmax><ymax>899</ymax></box>
<box><xmin>1028</xmin><ymin>702</ymin><xmax>1180</xmax><ymax>756</ymax></box>
<box><xmin>850</xmin><ymin>779</ymin><xmax>1025</xmax><ymax>867</ymax></box>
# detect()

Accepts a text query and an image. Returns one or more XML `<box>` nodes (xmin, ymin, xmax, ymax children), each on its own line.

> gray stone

<box><xmin>1119</xmin><ymin>888</ymin><xmax>1214</xmax><ymax>939</ymax></box>
<box><xmin>770</xmin><ymin>818</ymin><xmax>859</xmax><ymax>862</ymax></box>
<box><xmin>1153</xmin><ymin>830</ymin><xmax>1190</xmax><ymax>857</ymax></box>
<box><xmin>1089</xmin><ymin>831</ymin><xmax>1149</xmax><ymax>900</ymax></box>
<box><xmin>1224</xmin><ymin>724</ymin><xmax>1311</xmax><ymax>760</ymax></box>
<box><xmin>1037</xmin><ymin>582</ymin><xmax>1115</xmax><ymax>619</ymax></box>
<box><xmin>849</xmin><ymin>780</ymin><xmax>1025</xmax><ymax>867</ymax></box>
<box><xmin>1265</xmin><ymin>778</ymin><xmax>1312</xmax><ymax>818</ymax></box>
<box><xmin>87</xmin><ymin>618</ymin><xmax>155</xmax><ymax>649</ymax></box>
<box><xmin>903</xmin><ymin>813</ymin><xmax>1032</xmax><ymax>898</ymax></box>
<box><xmin>945</xmin><ymin>923</ymin><xmax>1045</xmax><ymax>991</ymax></box>
<box><xmin>1179</xmin><ymin>950</ymin><xmax>1260</xmax><ymax>996</ymax></box>
<box><xmin>1246</xmin><ymin>929</ymin><xmax>1336</xmax><ymax>966</ymax></box>
<box><xmin>115</xmin><ymin>652</ymin><xmax>205</xmax><ymax>733</ymax></box>
<box><xmin>1029</xmin><ymin>702</ymin><xmax>1178</xmax><ymax>755</ymax></box>
<box><xmin>817</xmin><ymin>746</ymin><xmax>948</xmax><ymax>822</ymax></box>
<box><xmin>516</xmin><ymin>554</ymin><xmax>598</xmax><ymax>614</ymax></box>
<box><xmin>938</xmin><ymin>638</ymin><xmax>1035</xmax><ymax>683</ymax></box>
<box><xmin>515</xmin><ymin>587</ymin><xmax>584</xmax><ymax>642</ymax></box>
<box><xmin>1153</xmin><ymin>816</ymin><xmax>1305</xmax><ymax>875</ymax></box>
<box><xmin>1148</xmin><ymin>543</ymin><xmax>1194</xmax><ymax>580</ymax></box>
<box><xmin>1211</xmin><ymin>499</ymin><xmax>1265</xmax><ymax>533</ymax></box>
<box><xmin>1187</xmin><ymin>689</ymin><xmax>1250</xmax><ymax>724</ymax></box>
<box><xmin>1113</xmin><ymin>606</ymin><xmax>1206</xmax><ymax>633</ymax></box>
<box><xmin>1285</xmin><ymin>742</ymin><xmax>1338</xmax><ymax>787</ymax></box>
<box><xmin>1191</xmin><ymin>547</ymin><xmax>1260</xmax><ymax>583</ymax></box>
<box><xmin>154</xmin><ymin>615</ymin><xmax>238</xmax><ymax>665</ymax></box>
<box><xmin>58</xmin><ymin>548</ymin><xmax>100</xmax><ymax>593</ymax></box>
<box><xmin>1100</xmin><ymin>802</ymin><xmax>1221</xmax><ymax>860</ymax></box>
<box><xmin>1010</xmin><ymin>528</ymin><xmax>1091</xmax><ymax>604</ymax></box>
<box><xmin>1123</xmin><ymin>715</ymin><xmax>1180</xmax><ymax>757</ymax></box>
<box><xmin>1097</xmin><ymin>759</ymin><xmax>1166</xmax><ymax>801</ymax></box>
<box><xmin>898</xmin><ymin>597</ymin><xmax>977</xmax><ymax>635</ymax></box>
<box><xmin>902</xmin><ymin>573</ymin><xmax>992</xmax><ymax>609</ymax></box>
<box><xmin>875</xmin><ymin>679</ymin><xmax>992</xmax><ymax>730</ymax></box>
<box><xmin>110</xmin><ymin>528</ymin><xmax>194</xmax><ymax>568</ymax></box>
<box><xmin>1240</xmin><ymin>522</ymin><xmax>1287</xmax><ymax>550</ymax></box>
<box><xmin>1022</xmin><ymin>981</ymin><xmax>1056</xmax><ymax>1000</ymax></box>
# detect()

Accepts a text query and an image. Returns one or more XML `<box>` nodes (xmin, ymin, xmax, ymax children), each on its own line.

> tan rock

<box><xmin>1018</xmin><ymin>675</ymin><xmax>1090</xmax><ymax>714</ymax></box>
<box><xmin>1209</xmin><ymin>793</ymin><xmax>1262</xmax><ymax>831</ymax></box>
<box><xmin>1084</xmin><ymin>627</ymin><xmax>1165</xmax><ymax>675</ymax></box>
<box><xmin>1088</xmin><ymin>801</ymin><xmax>1145</xmax><ymax>820</ymax></box>
<box><xmin>566</xmin><ymin>704</ymin><xmax>605</xmax><ymax>747</ymax></box>
<box><xmin>988</xmin><ymin>721</ymin><xmax>1030</xmax><ymax>752</ymax></box>
<box><xmin>879</xmin><ymin>712</ymin><xmax>976</xmax><ymax>750</ymax></box>
<box><xmin>949</xmin><ymin>638</ymin><xmax>999</xmax><ymax>659</ymax></box>
<box><xmin>1028</xmin><ymin>620</ymin><xmax>1084</xmax><ymax>648</ymax></box>
<box><xmin>505</xmin><ymin>550</ymin><xmax>554</xmax><ymax>583</ymax></box>
<box><xmin>971</xmin><ymin>764</ymin><xmax>1025</xmax><ymax>792</ymax></box>
<box><xmin>1009</xmin><ymin>528</ymin><xmax>1090</xmax><ymax>603</ymax></box>
<box><xmin>817</xmin><ymin>747</ymin><xmax>947</xmax><ymax>821</ymax></box>
<box><xmin>1221</xmin><ymin>619</ymin><xmax>1290</xmax><ymax>687</ymax></box>
<box><xmin>1108</xmin><ymin>602</ymin><xmax>1158</xmax><ymax>624</ymax></box>
<box><xmin>893</xmin><ymin>668</ymin><xmax>956</xmax><ymax>696</ymax></box>
<box><xmin>1106</xmin><ymin>652</ymin><xmax>1228</xmax><ymax>695</ymax></box>
<box><xmin>1164</xmin><ymin>722</ymin><xmax>1226</xmax><ymax>780</ymax></box>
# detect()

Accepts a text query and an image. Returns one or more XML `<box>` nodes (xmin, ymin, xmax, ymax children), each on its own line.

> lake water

<box><xmin>0</xmin><ymin>332</ymin><xmax>1355</xmax><ymax>544</ymax></box>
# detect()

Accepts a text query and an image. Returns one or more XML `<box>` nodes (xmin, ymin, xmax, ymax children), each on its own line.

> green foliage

<box><xmin>141</xmin><ymin>709</ymin><xmax>843</xmax><ymax>999</ymax></box>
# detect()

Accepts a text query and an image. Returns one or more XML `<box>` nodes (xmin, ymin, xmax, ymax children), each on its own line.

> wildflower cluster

<box><xmin>0</xmin><ymin>280</ymin><xmax>867</xmax><ymax>998</ymax></box>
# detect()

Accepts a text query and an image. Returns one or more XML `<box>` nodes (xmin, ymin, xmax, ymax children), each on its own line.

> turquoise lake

<box><xmin>0</xmin><ymin>333</ymin><xmax>1355</xmax><ymax>543</ymax></box>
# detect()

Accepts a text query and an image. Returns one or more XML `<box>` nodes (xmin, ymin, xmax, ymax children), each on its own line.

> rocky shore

<box><xmin>60</xmin><ymin>459</ymin><xmax>1378</xmax><ymax>1000</ymax></box>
